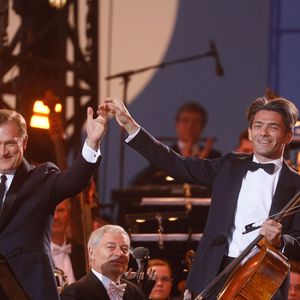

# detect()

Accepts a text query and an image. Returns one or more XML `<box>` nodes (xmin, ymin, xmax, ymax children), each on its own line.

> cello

<box><xmin>194</xmin><ymin>190</ymin><xmax>300</xmax><ymax>300</ymax></box>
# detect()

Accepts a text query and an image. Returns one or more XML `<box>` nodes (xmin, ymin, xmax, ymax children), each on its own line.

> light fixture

<box><xmin>165</xmin><ymin>176</ymin><xmax>175</xmax><ymax>181</ymax></box>
<box><xmin>30</xmin><ymin>99</ymin><xmax>62</xmax><ymax>130</ymax></box>
<box><xmin>135</xmin><ymin>219</ymin><xmax>146</xmax><ymax>224</ymax></box>
<box><xmin>49</xmin><ymin>0</ymin><xmax>67</xmax><ymax>9</ymax></box>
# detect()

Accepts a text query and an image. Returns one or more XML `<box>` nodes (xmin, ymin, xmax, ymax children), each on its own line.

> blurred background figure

<box><xmin>131</xmin><ymin>101</ymin><xmax>221</xmax><ymax>185</ymax></box>
<box><xmin>289</xmin><ymin>271</ymin><xmax>300</xmax><ymax>300</ymax></box>
<box><xmin>289</xmin><ymin>261</ymin><xmax>300</xmax><ymax>300</ymax></box>
<box><xmin>174</xmin><ymin>102</ymin><xmax>220</xmax><ymax>159</ymax></box>
<box><xmin>51</xmin><ymin>199</ymin><xmax>86</xmax><ymax>284</ymax></box>
<box><xmin>235</xmin><ymin>129</ymin><xmax>253</xmax><ymax>154</ymax></box>
<box><xmin>148</xmin><ymin>259</ymin><xmax>173</xmax><ymax>300</ymax></box>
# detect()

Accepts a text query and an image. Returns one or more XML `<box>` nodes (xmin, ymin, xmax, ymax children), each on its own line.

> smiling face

<box><xmin>89</xmin><ymin>231</ymin><xmax>130</xmax><ymax>282</ymax></box>
<box><xmin>0</xmin><ymin>121</ymin><xmax>27</xmax><ymax>172</ymax></box>
<box><xmin>248</xmin><ymin>110</ymin><xmax>293</xmax><ymax>162</ymax></box>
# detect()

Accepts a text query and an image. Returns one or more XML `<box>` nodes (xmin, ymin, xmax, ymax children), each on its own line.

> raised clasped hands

<box><xmin>100</xmin><ymin>97</ymin><xmax>139</xmax><ymax>135</ymax></box>
<box><xmin>86</xmin><ymin>106</ymin><xmax>108</xmax><ymax>151</ymax></box>
<box><xmin>259</xmin><ymin>219</ymin><xmax>283</xmax><ymax>249</ymax></box>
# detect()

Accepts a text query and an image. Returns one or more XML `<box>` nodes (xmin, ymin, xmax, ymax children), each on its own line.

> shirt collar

<box><xmin>253</xmin><ymin>155</ymin><xmax>283</xmax><ymax>173</ymax></box>
<box><xmin>177</xmin><ymin>140</ymin><xmax>200</xmax><ymax>156</ymax></box>
<box><xmin>91</xmin><ymin>269</ymin><xmax>122</xmax><ymax>289</ymax></box>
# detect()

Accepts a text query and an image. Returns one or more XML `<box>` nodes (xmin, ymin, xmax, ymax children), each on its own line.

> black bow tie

<box><xmin>247</xmin><ymin>161</ymin><xmax>275</xmax><ymax>175</ymax></box>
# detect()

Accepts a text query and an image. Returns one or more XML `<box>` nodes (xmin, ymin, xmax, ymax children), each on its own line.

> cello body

<box><xmin>218</xmin><ymin>240</ymin><xmax>290</xmax><ymax>300</ymax></box>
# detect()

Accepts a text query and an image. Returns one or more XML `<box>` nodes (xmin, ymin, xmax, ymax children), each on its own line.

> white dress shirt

<box><xmin>227</xmin><ymin>156</ymin><xmax>283</xmax><ymax>257</ymax></box>
<box><xmin>51</xmin><ymin>240</ymin><xmax>75</xmax><ymax>284</ymax></box>
<box><xmin>91</xmin><ymin>269</ymin><xmax>125</xmax><ymax>300</ymax></box>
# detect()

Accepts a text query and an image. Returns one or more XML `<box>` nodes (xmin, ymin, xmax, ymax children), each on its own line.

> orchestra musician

<box><xmin>51</xmin><ymin>199</ymin><xmax>86</xmax><ymax>284</ymax></box>
<box><xmin>101</xmin><ymin>96</ymin><xmax>300</xmax><ymax>300</ymax></box>
<box><xmin>130</xmin><ymin>101</ymin><xmax>221</xmax><ymax>186</ymax></box>
<box><xmin>147</xmin><ymin>259</ymin><xmax>174</xmax><ymax>300</ymax></box>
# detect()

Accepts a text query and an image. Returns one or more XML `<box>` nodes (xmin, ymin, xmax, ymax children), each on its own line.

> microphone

<box><xmin>132</xmin><ymin>246</ymin><xmax>150</xmax><ymax>262</ymax></box>
<box><xmin>131</xmin><ymin>247</ymin><xmax>155</xmax><ymax>299</ymax></box>
<box><xmin>132</xmin><ymin>247</ymin><xmax>150</xmax><ymax>283</ymax></box>
<box><xmin>209</xmin><ymin>40</ymin><xmax>224</xmax><ymax>77</ymax></box>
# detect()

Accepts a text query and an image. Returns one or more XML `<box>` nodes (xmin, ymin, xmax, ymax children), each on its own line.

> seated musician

<box><xmin>130</xmin><ymin>101</ymin><xmax>221</xmax><ymax>185</ymax></box>
<box><xmin>51</xmin><ymin>199</ymin><xmax>86</xmax><ymax>284</ymax></box>
<box><xmin>148</xmin><ymin>259</ymin><xmax>173</xmax><ymax>300</ymax></box>
<box><xmin>288</xmin><ymin>261</ymin><xmax>300</xmax><ymax>300</ymax></box>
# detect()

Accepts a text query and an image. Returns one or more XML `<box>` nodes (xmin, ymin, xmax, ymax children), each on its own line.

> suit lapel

<box><xmin>85</xmin><ymin>271</ymin><xmax>110</xmax><ymax>300</ymax></box>
<box><xmin>122</xmin><ymin>279</ymin><xmax>135</xmax><ymax>300</ymax></box>
<box><xmin>0</xmin><ymin>159</ymin><xmax>31</xmax><ymax>230</ymax></box>
<box><xmin>269</xmin><ymin>161</ymin><xmax>298</xmax><ymax>216</ymax></box>
<box><xmin>225</xmin><ymin>155</ymin><xmax>252</xmax><ymax>224</ymax></box>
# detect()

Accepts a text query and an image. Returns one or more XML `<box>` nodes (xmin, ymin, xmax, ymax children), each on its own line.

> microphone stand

<box><xmin>106</xmin><ymin>42</ymin><xmax>216</xmax><ymax>189</ymax></box>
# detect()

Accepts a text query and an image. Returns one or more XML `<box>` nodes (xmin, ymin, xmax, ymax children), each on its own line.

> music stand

<box><xmin>0</xmin><ymin>254</ymin><xmax>30</xmax><ymax>300</ymax></box>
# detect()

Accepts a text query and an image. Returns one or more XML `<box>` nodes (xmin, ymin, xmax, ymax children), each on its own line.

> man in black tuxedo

<box><xmin>60</xmin><ymin>224</ymin><xmax>145</xmax><ymax>300</ymax></box>
<box><xmin>102</xmin><ymin>97</ymin><xmax>300</xmax><ymax>300</ymax></box>
<box><xmin>0</xmin><ymin>106</ymin><xmax>106</xmax><ymax>300</ymax></box>
<box><xmin>131</xmin><ymin>101</ymin><xmax>221</xmax><ymax>185</ymax></box>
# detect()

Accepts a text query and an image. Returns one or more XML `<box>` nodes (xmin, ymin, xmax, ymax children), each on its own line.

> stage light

<box><xmin>30</xmin><ymin>100</ymin><xmax>50</xmax><ymax>129</ymax></box>
<box><xmin>49</xmin><ymin>0</ymin><xmax>67</xmax><ymax>9</ymax></box>
<box><xmin>165</xmin><ymin>176</ymin><xmax>174</xmax><ymax>181</ymax></box>
<box><xmin>55</xmin><ymin>103</ymin><xmax>62</xmax><ymax>113</ymax></box>
<box><xmin>135</xmin><ymin>219</ymin><xmax>146</xmax><ymax>224</ymax></box>
<box><xmin>30</xmin><ymin>98</ymin><xmax>62</xmax><ymax>130</ymax></box>
<box><xmin>33</xmin><ymin>100</ymin><xmax>50</xmax><ymax>114</ymax></box>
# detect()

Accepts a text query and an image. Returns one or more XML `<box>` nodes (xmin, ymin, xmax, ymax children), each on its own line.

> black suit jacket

<box><xmin>0</xmin><ymin>154</ymin><xmax>100</xmax><ymax>300</ymax></box>
<box><xmin>128</xmin><ymin>128</ymin><xmax>300</xmax><ymax>300</ymax></box>
<box><xmin>130</xmin><ymin>142</ymin><xmax>221</xmax><ymax>185</ymax></box>
<box><xmin>60</xmin><ymin>271</ymin><xmax>145</xmax><ymax>300</ymax></box>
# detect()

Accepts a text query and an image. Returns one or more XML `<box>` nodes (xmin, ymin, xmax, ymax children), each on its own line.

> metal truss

<box><xmin>0</xmin><ymin>0</ymin><xmax>98</xmax><ymax>155</ymax></box>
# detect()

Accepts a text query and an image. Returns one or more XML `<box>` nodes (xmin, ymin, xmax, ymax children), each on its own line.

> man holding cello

<box><xmin>101</xmin><ymin>96</ymin><xmax>300</xmax><ymax>300</ymax></box>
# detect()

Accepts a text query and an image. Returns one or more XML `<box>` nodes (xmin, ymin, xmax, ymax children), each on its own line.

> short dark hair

<box><xmin>246</xmin><ymin>97</ymin><xmax>298</xmax><ymax>131</ymax></box>
<box><xmin>175</xmin><ymin>101</ymin><xmax>208</xmax><ymax>128</ymax></box>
